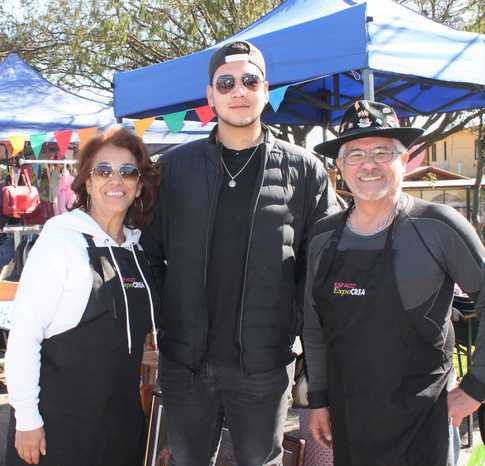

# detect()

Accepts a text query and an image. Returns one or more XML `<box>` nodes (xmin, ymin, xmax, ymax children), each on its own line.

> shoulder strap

<box><xmin>82</xmin><ymin>233</ymin><xmax>96</xmax><ymax>249</ymax></box>
<box><xmin>82</xmin><ymin>233</ymin><xmax>105</xmax><ymax>281</ymax></box>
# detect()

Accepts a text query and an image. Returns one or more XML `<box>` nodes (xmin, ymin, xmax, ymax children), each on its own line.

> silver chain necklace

<box><xmin>347</xmin><ymin>203</ymin><xmax>399</xmax><ymax>236</ymax></box>
<box><xmin>220</xmin><ymin>145</ymin><xmax>259</xmax><ymax>188</ymax></box>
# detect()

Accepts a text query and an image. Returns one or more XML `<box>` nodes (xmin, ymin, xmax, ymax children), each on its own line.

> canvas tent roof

<box><xmin>0</xmin><ymin>53</ymin><xmax>212</xmax><ymax>146</ymax></box>
<box><xmin>113</xmin><ymin>0</ymin><xmax>485</xmax><ymax>125</ymax></box>
<box><xmin>0</xmin><ymin>53</ymin><xmax>114</xmax><ymax>137</ymax></box>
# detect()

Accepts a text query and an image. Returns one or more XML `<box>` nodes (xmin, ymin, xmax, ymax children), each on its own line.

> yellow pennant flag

<box><xmin>9</xmin><ymin>134</ymin><xmax>26</xmax><ymax>157</ymax></box>
<box><xmin>78</xmin><ymin>127</ymin><xmax>97</xmax><ymax>150</ymax></box>
<box><xmin>134</xmin><ymin>117</ymin><xmax>155</xmax><ymax>138</ymax></box>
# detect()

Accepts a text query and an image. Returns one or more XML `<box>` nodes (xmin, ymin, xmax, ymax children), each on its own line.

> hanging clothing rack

<box><xmin>19</xmin><ymin>159</ymin><xmax>77</xmax><ymax>165</ymax></box>
<box><xmin>2</xmin><ymin>225</ymin><xmax>41</xmax><ymax>249</ymax></box>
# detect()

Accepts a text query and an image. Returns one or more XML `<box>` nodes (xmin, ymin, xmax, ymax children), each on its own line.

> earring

<box><xmin>87</xmin><ymin>193</ymin><xmax>92</xmax><ymax>211</ymax></box>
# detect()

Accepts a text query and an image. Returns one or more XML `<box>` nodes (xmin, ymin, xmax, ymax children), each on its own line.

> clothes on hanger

<box><xmin>56</xmin><ymin>169</ymin><xmax>75</xmax><ymax>214</ymax></box>
<box><xmin>48</xmin><ymin>166</ymin><xmax>60</xmax><ymax>213</ymax></box>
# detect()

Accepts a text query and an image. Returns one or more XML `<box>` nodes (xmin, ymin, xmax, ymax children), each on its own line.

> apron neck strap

<box><xmin>82</xmin><ymin>233</ymin><xmax>105</xmax><ymax>282</ymax></box>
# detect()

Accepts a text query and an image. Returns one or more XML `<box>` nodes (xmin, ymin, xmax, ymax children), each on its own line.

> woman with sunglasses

<box><xmin>5</xmin><ymin>126</ymin><xmax>159</xmax><ymax>466</ymax></box>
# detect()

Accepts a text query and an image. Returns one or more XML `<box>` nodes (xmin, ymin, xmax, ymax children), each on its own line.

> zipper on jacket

<box><xmin>238</xmin><ymin>142</ymin><xmax>268</xmax><ymax>374</ymax></box>
<box><xmin>203</xmin><ymin>158</ymin><xmax>222</xmax><ymax>288</ymax></box>
<box><xmin>197</xmin><ymin>145</ymin><xmax>223</xmax><ymax>369</ymax></box>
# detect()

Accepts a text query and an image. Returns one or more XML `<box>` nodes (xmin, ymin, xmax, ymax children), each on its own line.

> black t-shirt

<box><xmin>206</xmin><ymin>144</ymin><xmax>263</xmax><ymax>366</ymax></box>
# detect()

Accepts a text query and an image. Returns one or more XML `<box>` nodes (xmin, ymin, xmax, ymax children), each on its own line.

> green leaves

<box><xmin>0</xmin><ymin>0</ymin><xmax>283</xmax><ymax>99</ymax></box>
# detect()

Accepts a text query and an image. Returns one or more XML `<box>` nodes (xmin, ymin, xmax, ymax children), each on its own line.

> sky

<box><xmin>3</xmin><ymin>0</ymin><xmax>23</xmax><ymax>18</ymax></box>
<box><xmin>2</xmin><ymin>0</ymin><xmax>48</xmax><ymax>20</ymax></box>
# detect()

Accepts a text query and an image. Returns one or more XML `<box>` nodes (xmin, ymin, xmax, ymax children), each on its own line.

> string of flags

<box><xmin>3</xmin><ymin>84</ymin><xmax>291</xmax><ymax>158</ymax></box>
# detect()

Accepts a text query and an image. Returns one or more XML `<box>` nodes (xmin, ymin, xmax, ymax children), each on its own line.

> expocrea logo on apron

<box><xmin>123</xmin><ymin>277</ymin><xmax>145</xmax><ymax>289</ymax></box>
<box><xmin>333</xmin><ymin>281</ymin><xmax>366</xmax><ymax>296</ymax></box>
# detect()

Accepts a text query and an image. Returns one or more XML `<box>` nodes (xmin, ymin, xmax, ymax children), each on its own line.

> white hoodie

<box><xmin>5</xmin><ymin>209</ymin><xmax>152</xmax><ymax>431</ymax></box>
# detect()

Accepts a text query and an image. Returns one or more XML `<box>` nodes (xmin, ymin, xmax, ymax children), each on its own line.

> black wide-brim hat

<box><xmin>314</xmin><ymin>100</ymin><xmax>424</xmax><ymax>159</ymax></box>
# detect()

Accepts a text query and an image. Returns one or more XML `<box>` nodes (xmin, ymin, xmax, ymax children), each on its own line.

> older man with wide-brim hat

<box><xmin>303</xmin><ymin>100</ymin><xmax>485</xmax><ymax>466</ymax></box>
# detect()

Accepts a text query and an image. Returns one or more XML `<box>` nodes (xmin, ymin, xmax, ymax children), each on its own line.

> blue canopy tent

<box><xmin>0</xmin><ymin>53</ymin><xmax>211</xmax><ymax>148</ymax></box>
<box><xmin>0</xmin><ymin>53</ymin><xmax>114</xmax><ymax>137</ymax></box>
<box><xmin>113</xmin><ymin>0</ymin><xmax>485</xmax><ymax>126</ymax></box>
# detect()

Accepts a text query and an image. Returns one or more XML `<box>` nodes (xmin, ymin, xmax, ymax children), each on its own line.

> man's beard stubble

<box><xmin>212</xmin><ymin>106</ymin><xmax>261</xmax><ymax>129</ymax></box>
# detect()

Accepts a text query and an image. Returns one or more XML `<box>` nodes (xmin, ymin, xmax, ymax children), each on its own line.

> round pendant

<box><xmin>228</xmin><ymin>179</ymin><xmax>237</xmax><ymax>188</ymax></box>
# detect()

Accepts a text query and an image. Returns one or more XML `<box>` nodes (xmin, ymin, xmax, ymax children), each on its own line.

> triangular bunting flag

<box><xmin>134</xmin><ymin>117</ymin><xmax>155</xmax><ymax>138</ymax></box>
<box><xmin>268</xmin><ymin>85</ymin><xmax>289</xmax><ymax>112</ymax></box>
<box><xmin>78</xmin><ymin>127</ymin><xmax>97</xmax><ymax>150</ymax></box>
<box><xmin>30</xmin><ymin>133</ymin><xmax>47</xmax><ymax>158</ymax></box>
<box><xmin>195</xmin><ymin>105</ymin><xmax>216</xmax><ymax>126</ymax></box>
<box><xmin>9</xmin><ymin>134</ymin><xmax>26</xmax><ymax>157</ymax></box>
<box><xmin>164</xmin><ymin>111</ymin><xmax>187</xmax><ymax>133</ymax></box>
<box><xmin>54</xmin><ymin>130</ymin><xmax>73</xmax><ymax>158</ymax></box>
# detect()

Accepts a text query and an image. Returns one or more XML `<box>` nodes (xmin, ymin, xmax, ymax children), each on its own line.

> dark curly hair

<box><xmin>71</xmin><ymin>126</ymin><xmax>159</xmax><ymax>229</ymax></box>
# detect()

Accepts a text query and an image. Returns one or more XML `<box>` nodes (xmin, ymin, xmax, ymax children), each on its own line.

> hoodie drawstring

<box><xmin>130</xmin><ymin>244</ymin><xmax>158</xmax><ymax>351</ymax></box>
<box><xmin>105</xmin><ymin>239</ymin><xmax>133</xmax><ymax>354</ymax></box>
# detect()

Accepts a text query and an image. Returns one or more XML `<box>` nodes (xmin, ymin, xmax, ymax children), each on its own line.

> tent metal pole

<box><xmin>363</xmin><ymin>69</ymin><xmax>375</xmax><ymax>100</ymax></box>
<box><xmin>320</xmin><ymin>126</ymin><xmax>328</xmax><ymax>170</ymax></box>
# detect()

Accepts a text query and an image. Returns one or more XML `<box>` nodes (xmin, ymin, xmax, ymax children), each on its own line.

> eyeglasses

<box><xmin>214</xmin><ymin>73</ymin><xmax>263</xmax><ymax>94</ymax></box>
<box><xmin>90</xmin><ymin>162</ymin><xmax>141</xmax><ymax>182</ymax></box>
<box><xmin>341</xmin><ymin>148</ymin><xmax>401</xmax><ymax>165</ymax></box>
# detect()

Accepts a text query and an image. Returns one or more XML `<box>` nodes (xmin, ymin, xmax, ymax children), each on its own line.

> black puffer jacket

<box><xmin>142</xmin><ymin>126</ymin><xmax>337</xmax><ymax>374</ymax></box>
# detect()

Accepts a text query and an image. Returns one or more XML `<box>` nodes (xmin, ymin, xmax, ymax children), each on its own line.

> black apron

<box><xmin>7</xmin><ymin>234</ymin><xmax>154</xmax><ymax>466</ymax></box>
<box><xmin>313</xmin><ymin>208</ymin><xmax>453</xmax><ymax>466</ymax></box>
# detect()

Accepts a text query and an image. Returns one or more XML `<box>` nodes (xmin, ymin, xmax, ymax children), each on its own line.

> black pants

<box><xmin>160</xmin><ymin>357</ymin><xmax>292</xmax><ymax>466</ymax></box>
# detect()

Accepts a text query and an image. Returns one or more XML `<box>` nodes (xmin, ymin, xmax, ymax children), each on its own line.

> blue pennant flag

<box><xmin>268</xmin><ymin>85</ymin><xmax>289</xmax><ymax>112</ymax></box>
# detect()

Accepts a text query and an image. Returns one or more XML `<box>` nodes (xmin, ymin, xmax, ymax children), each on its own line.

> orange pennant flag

<box><xmin>134</xmin><ymin>117</ymin><xmax>155</xmax><ymax>138</ymax></box>
<box><xmin>9</xmin><ymin>134</ymin><xmax>26</xmax><ymax>157</ymax></box>
<box><xmin>195</xmin><ymin>105</ymin><xmax>216</xmax><ymax>126</ymax></box>
<box><xmin>54</xmin><ymin>130</ymin><xmax>73</xmax><ymax>158</ymax></box>
<box><xmin>78</xmin><ymin>127</ymin><xmax>97</xmax><ymax>150</ymax></box>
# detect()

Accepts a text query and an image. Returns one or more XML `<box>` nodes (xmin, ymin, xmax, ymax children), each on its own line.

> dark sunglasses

<box><xmin>215</xmin><ymin>73</ymin><xmax>263</xmax><ymax>94</ymax></box>
<box><xmin>90</xmin><ymin>162</ymin><xmax>141</xmax><ymax>182</ymax></box>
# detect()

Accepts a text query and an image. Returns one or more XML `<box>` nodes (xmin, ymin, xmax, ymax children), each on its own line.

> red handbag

<box><xmin>2</xmin><ymin>169</ymin><xmax>40</xmax><ymax>218</ymax></box>
<box><xmin>22</xmin><ymin>201</ymin><xmax>55</xmax><ymax>225</ymax></box>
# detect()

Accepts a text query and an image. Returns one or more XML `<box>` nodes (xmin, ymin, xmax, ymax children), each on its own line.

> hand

<box><xmin>448</xmin><ymin>387</ymin><xmax>481</xmax><ymax>427</ymax></box>
<box><xmin>15</xmin><ymin>427</ymin><xmax>46</xmax><ymax>464</ymax></box>
<box><xmin>308</xmin><ymin>407</ymin><xmax>333</xmax><ymax>447</ymax></box>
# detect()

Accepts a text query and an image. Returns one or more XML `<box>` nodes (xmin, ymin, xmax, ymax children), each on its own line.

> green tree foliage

<box><xmin>0</xmin><ymin>0</ymin><xmax>282</xmax><ymax>98</ymax></box>
<box><xmin>398</xmin><ymin>0</ymin><xmax>483</xmax><ymax>31</ymax></box>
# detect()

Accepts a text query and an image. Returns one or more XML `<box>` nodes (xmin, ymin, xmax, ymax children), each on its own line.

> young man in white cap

<box><xmin>305</xmin><ymin>100</ymin><xmax>485</xmax><ymax>466</ymax></box>
<box><xmin>142</xmin><ymin>40</ymin><xmax>337</xmax><ymax>465</ymax></box>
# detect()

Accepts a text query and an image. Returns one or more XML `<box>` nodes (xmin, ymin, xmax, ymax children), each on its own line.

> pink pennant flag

<box><xmin>55</xmin><ymin>130</ymin><xmax>73</xmax><ymax>158</ymax></box>
<box><xmin>195</xmin><ymin>105</ymin><xmax>216</xmax><ymax>126</ymax></box>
